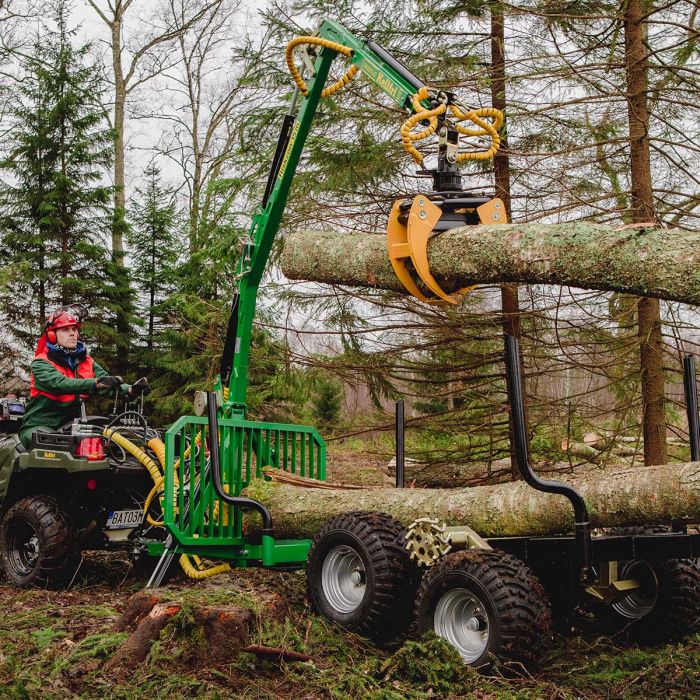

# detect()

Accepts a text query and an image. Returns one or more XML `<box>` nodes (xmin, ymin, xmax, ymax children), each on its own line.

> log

<box><xmin>280</xmin><ymin>223</ymin><xmax>700</xmax><ymax>305</ymax></box>
<box><xmin>245</xmin><ymin>462</ymin><xmax>700</xmax><ymax>538</ymax></box>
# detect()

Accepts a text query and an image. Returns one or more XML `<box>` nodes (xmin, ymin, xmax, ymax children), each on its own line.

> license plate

<box><xmin>105</xmin><ymin>509</ymin><xmax>144</xmax><ymax>530</ymax></box>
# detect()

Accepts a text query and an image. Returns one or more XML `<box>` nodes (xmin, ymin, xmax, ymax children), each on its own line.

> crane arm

<box><xmin>217</xmin><ymin>19</ymin><xmax>498</xmax><ymax>415</ymax></box>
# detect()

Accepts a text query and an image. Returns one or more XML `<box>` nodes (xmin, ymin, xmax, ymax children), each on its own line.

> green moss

<box><xmin>381</xmin><ymin>632</ymin><xmax>480</xmax><ymax>695</ymax></box>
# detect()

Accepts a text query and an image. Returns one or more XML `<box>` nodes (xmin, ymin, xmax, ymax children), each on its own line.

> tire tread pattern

<box><xmin>307</xmin><ymin>511</ymin><xmax>420</xmax><ymax>641</ymax></box>
<box><xmin>415</xmin><ymin>549</ymin><xmax>552</xmax><ymax>666</ymax></box>
<box><xmin>1</xmin><ymin>495</ymin><xmax>77</xmax><ymax>587</ymax></box>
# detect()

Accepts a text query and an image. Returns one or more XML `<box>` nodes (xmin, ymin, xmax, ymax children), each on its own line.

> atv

<box><xmin>0</xmin><ymin>392</ymin><xmax>170</xmax><ymax>587</ymax></box>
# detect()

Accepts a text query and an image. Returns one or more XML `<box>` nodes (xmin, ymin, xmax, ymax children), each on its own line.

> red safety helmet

<box><xmin>44</xmin><ymin>304</ymin><xmax>88</xmax><ymax>344</ymax></box>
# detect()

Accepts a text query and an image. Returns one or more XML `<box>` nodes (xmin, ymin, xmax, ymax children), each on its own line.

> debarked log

<box><xmin>244</xmin><ymin>462</ymin><xmax>700</xmax><ymax>538</ymax></box>
<box><xmin>280</xmin><ymin>224</ymin><xmax>700</xmax><ymax>305</ymax></box>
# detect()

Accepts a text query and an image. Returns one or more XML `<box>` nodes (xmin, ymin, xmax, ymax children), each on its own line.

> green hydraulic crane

<box><xmin>150</xmin><ymin>19</ymin><xmax>503</xmax><ymax>584</ymax></box>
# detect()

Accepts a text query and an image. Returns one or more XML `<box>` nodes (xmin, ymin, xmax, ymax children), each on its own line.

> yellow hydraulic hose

<box><xmin>400</xmin><ymin>87</ymin><xmax>446</xmax><ymax>165</ymax></box>
<box><xmin>179</xmin><ymin>553</ymin><xmax>230</xmax><ymax>580</ymax></box>
<box><xmin>148</xmin><ymin>437</ymin><xmax>166</xmax><ymax>469</ymax></box>
<box><xmin>286</xmin><ymin>36</ymin><xmax>359</xmax><ymax>98</ymax></box>
<box><xmin>285</xmin><ymin>36</ymin><xmax>503</xmax><ymax>166</ymax></box>
<box><xmin>103</xmin><ymin>428</ymin><xmax>228</xmax><ymax>580</ymax></box>
<box><xmin>449</xmin><ymin>105</ymin><xmax>503</xmax><ymax>162</ymax></box>
<box><xmin>104</xmin><ymin>428</ymin><xmax>162</xmax><ymax>485</ymax></box>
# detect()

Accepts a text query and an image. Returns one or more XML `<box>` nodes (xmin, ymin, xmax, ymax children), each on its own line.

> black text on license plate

<box><xmin>106</xmin><ymin>509</ymin><xmax>144</xmax><ymax>529</ymax></box>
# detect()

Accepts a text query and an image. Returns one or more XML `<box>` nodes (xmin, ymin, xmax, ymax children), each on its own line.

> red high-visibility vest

<box><xmin>30</xmin><ymin>340</ymin><xmax>95</xmax><ymax>403</ymax></box>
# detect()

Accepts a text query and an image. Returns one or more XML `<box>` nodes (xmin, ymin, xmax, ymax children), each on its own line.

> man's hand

<box><xmin>95</xmin><ymin>375</ymin><xmax>122</xmax><ymax>391</ymax></box>
<box><xmin>128</xmin><ymin>377</ymin><xmax>151</xmax><ymax>397</ymax></box>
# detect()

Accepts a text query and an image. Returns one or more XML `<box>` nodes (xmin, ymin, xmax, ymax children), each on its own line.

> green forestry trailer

<box><xmin>148</xmin><ymin>19</ymin><xmax>700</xmax><ymax>668</ymax></box>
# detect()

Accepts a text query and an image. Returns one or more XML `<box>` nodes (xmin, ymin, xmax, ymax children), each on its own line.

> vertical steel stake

<box><xmin>395</xmin><ymin>400</ymin><xmax>405</xmax><ymax>488</ymax></box>
<box><xmin>683</xmin><ymin>355</ymin><xmax>700</xmax><ymax>461</ymax></box>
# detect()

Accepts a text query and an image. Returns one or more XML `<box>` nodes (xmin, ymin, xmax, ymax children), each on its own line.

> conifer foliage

<box><xmin>127</xmin><ymin>165</ymin><xmax>178</xmax><ymax>353</ymax></box>
<box><xmin>0</xmin><ymin>0</ymin><xmax>117</xmax><ymax>354</ymax></box>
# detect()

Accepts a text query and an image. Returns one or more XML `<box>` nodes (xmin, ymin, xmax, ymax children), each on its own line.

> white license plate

<box><xmin>105</xmin><ymin>509</ymin><xmax>144</xmax><ymax>530</ymax></box>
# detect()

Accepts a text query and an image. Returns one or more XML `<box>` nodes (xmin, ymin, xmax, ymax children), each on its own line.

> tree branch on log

<box><xmin>280</xmin><ymin>224</ymin><xmax>700</xmax><ymax>306</ymax></box>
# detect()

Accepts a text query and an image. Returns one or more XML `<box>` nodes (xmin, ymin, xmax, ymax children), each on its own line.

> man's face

<box><xmin>55</xmin><ymin>325</ymin><xmax>79</xmax><ymax>349</ymax></box>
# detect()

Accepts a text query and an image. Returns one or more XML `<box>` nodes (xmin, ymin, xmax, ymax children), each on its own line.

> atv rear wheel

<box><xmin>0</xmin><ymin>495</ymin><xmax>79</xmax><ymax>587</ymax></box>
<box><xmin>306</xmin><ymin>511</ymin><xmax>420</xmax><ymax>642</ymax></box>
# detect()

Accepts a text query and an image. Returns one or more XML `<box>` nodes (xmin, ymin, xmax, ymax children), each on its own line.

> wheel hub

<box><xmin>612</xmin><ymin>560</ymin><xmax>659</xmax><ymax>620</ymax></box>
<box><xmin>322</xmin><ymin>545</ymin><xmax>366</xmax><ymax>614</ymax></box>
<box><xmin>434</xmin><ymin>588</ymin><xmax>490</xmax><ymax>663</ymax></box>
<box><xmin>6</xmin><ymin>519</ymin><xmax>41</xmax><ymax>576</ymax></box>
<box><xmin>21</xmin><ymin>536</ymin><xmax>40</xmax><ymax>565</ymax></box>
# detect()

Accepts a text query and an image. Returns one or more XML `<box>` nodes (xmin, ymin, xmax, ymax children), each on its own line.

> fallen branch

<box><xmin>242</xmin><ymin>644</ymin><xmax>312</xmax><ymax>663</ymax></box>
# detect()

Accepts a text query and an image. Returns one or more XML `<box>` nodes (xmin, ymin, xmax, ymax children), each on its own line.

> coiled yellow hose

<box><xmin>285</xmin><ymin>37</ymin><xmax>504</xmax><ymax>166</ymax></box>
<box><xmin>103</xmin><ymin>428</ymin><xmax>229</xmax><ymax>580</ymax></box>
<box><xmin>286</xmin><ymin>36</ymin><xmax>359</xmax><ymax>98</ymax></box>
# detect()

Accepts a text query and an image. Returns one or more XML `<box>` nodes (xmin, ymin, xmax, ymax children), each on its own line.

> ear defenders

<box><xmin>44</xmin><ymin>305</ymin><xmax>86</xmax><ymax>344</ymax></box>
<box><xmin>46</xmin><ymin>327</ymin><xmax>80</xmax><ymax>344</ymax></box>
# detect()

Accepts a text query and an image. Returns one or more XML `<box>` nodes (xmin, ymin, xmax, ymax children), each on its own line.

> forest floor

<box><xmin>1</xmin><ymin>445</ymin><xmax>699</xmax><ymax>699</ymax></box>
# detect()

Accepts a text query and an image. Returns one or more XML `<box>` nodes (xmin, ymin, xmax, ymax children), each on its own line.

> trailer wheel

<box><xmin>415</xmin><ymin>549</ymin><xmax>552</xmax><ymax>668</ymax></box>
<box><xmin>306</xmin><ymin>511</ymin><xmax>420</xmax><ymax>642</ymax></box>
<box><xmin>0</xmin><ymin>495</ymin><xmax>79</xmax><ymax>588</ymax></box>
<box><xmin>602</xmin><ymin>527</ymin><xmax>700</xmax><ymax>641</ymax></box>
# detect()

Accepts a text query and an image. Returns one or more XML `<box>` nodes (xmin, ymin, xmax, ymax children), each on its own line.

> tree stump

<box><xmin>105</xmin><ymin>587</ymin><xmax>288</xmax><ymax>674</ymax></box>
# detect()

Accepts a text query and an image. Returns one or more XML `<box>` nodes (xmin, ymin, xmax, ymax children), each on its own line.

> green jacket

<box><xmin>19</xmin><ymin>358</ymin><xmax>128</xmax><ymax>448</ymax></box>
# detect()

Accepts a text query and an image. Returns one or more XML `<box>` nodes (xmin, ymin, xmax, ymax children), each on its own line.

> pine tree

<box><xmin>0</xmin><ymin>0</ymin><xmax>122</xmax><ymax>358</ymax></box>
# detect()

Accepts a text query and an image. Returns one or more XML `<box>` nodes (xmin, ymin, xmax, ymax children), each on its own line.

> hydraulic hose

<box><xmin>103</xmin><ymin>427</ymin><xmax>229</xmax><ymax>580</ymax></box>
<box><xmin>206</xmin><ymin>391</ymin><xmax>273</xmax><ymax>535</ymax></box>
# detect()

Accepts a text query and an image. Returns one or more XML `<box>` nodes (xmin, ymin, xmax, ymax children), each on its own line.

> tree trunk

<box><xmin>245</xmin><ymin>461</ymin><xmax>700</xmax><ymax>539</ymax></box>
<box><xmin>624</xmin><ymin>0</ymin><xmax>667</xmax><ymax>466</ymax></box>
<box><xmin>111</xmin><ymin>16</ymin><xmax>126</xmax><ymax>265</ymax></box>
<box><xmin>280</xmin><ymin>223</ymin><xmax>700</xmax><ymax>306</ymax></box>
<box><xmin>490</xmin><ymin>1</ymin><xmax>522</xmax><ymax>480</ymax></box>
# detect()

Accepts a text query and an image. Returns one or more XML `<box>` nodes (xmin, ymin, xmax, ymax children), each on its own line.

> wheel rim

<box><xmin>433</xmin><ymin>588</ymin><xmax>489</xmax><ymax>664</ymax></box>
<box><xmin>321</xmin><ymin>545</ymin><xmax>366</xmax><ymax>614</ymax></box>
<box><xmin>612</xmin><ymin>560</ymin><xmax>659</xmax><ymax>619</ymax></box>
<box><xmin>5</xmin><ymin>518</ymin><xmax>41</xmax><ymax>577</ymax></box>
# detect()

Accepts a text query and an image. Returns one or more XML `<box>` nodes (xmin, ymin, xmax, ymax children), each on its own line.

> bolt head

<box><xmin>419</xmin><ymin>210</ymin><xmax>427</xmax><ymax>219</ymax></box>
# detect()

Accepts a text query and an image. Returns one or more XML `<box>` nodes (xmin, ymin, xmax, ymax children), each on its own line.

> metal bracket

<box><xmin>585</xmin><ymin>561</ymin><xmax>640</xmax><ymax>603</ymax></box>
<box><xmin>300</xmin><ymin>46</ymin><xmax>317</xmax><ymax>77</ymax></box>
<box><xmin>477</xmin><ymin>197</ymin><xmax>506</xmax><ymax>224</ymax></box>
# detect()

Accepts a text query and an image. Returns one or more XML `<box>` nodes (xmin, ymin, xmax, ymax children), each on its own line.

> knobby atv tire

<box><xmin>0</xmin><ymin>495</ymin><xmax>79</xmax><ymax>588</ymax></box>
<box><xmin>415</xmin><ymin>549</ymin><xmax>552</xmax><ymax>668</ymax></box>
<box><xmin>603</xmin><ymin>525</ymin><xmax>700</xmax><ymax>643</ymax></box>
<box><xmin>306</xmin><ymin>511</ymin><xmax>420</xmax><ymax>642</ymax></box>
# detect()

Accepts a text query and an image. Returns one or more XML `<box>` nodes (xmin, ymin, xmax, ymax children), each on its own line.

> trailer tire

<box><xmin>603</xmin><ymin>526</ymin><xmax>700</xmax><ymax>642</ymax></box>
<box><xmin>415</xmin><ymin>549</ymin><xmax>552</xmax><ymax>668</ymax></box>
<box><xmin>306</xmin><ymin>511</ymin><xmax>420</xmax><ymax>642</ymax></box>
<box><xmin>0</xmin><ymin>495</ymin><xmax>79</xmax><ymax>588</ymax></box>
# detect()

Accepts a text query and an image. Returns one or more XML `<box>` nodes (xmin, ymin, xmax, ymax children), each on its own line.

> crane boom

<box><xmin>218</xmin><ymin>20</ymin><xmax>442</xmax><ymax>415</ymax></box>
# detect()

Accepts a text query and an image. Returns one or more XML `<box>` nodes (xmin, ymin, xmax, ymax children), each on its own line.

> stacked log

<box><xmin>245</xmin><ymin>462</ymin><xmax>700</xmax><ymax>539</ymax></box>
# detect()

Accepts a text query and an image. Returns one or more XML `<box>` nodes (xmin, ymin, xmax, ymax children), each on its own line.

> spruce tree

<box><xmin>0</xmin><ymin>0</ymin><xmax>122</xmax><ymax>360</ymax></box>
<box><xmin>127</xmin><ymin>165</ymin><xmax>178</xmax><ymax>353</ymax></box>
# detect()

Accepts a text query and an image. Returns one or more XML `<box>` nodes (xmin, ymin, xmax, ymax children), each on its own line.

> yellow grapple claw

<box><xmin>387</xmin><ymin>194</ymin><xmax>490</xmax><ymax>305</ymax></box>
